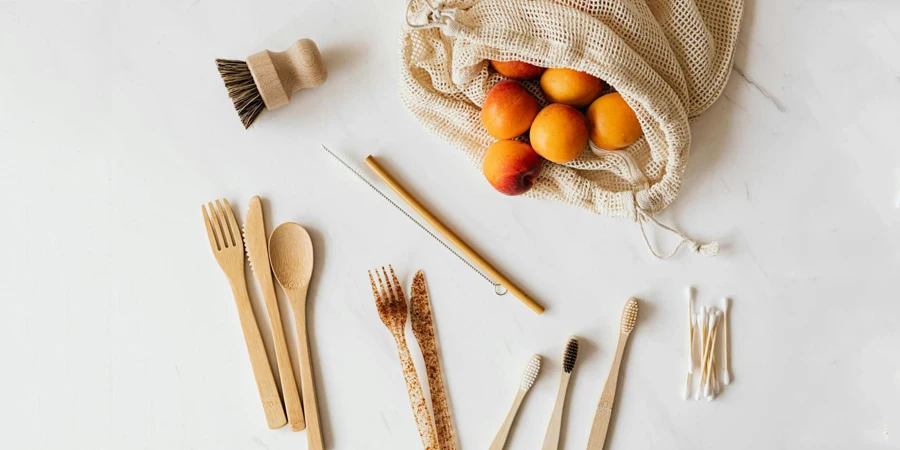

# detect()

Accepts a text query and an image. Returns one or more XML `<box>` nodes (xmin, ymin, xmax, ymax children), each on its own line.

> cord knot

<box><xmin>689</xmin><ymin>240</ymin><xmax>719</xmax><ymax>256</ymax></box>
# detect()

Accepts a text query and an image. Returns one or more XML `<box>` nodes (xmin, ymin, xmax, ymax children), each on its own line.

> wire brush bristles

<box><xmin>216</xmin><ymin>59</ymin><xmax>264</xmax><ymax>129</ymax></box>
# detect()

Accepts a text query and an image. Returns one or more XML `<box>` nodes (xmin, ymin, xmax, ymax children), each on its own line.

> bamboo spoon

<box><xmin>490</xmin><ymin>355</ymin><xmax>541</xmax><ymax>450</ymax></box>
<box><xmin>586</xmin><ymin>298</ymin><xmax>639</xmax><ymax>450</ymax></box>
<box><xmin>269</xmin><ymin>223</ymin><xmax>324</xmax><ymax>450</ymax></box>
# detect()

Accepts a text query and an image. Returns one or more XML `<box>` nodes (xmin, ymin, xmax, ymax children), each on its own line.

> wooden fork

<box><xmin>370</xmin><ymin>266</ymin><xmax>437</xmax><ymax>450</ymax></box>
<box><xmin>202</xmin><ymin>199</ymin><xmax>286</xmax><ymax>429</ymax></box>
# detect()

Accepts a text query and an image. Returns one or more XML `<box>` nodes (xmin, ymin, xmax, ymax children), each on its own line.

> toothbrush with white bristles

<box><xmin>489</xmin><ymin>355</ymin><xmax>541</xmax><ymax>450</ymax></box>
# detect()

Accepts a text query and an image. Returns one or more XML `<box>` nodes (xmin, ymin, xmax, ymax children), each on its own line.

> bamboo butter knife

<box><xmin>243</xmin><ymin>196</ymin><xmax>305</xmax><ymax>431</ymax></box>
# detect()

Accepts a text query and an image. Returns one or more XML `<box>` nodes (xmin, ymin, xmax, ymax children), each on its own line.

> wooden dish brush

<box><xmin>216</xmin><ymin>38</ymin><xmax>327</xmax><ymax>128</ymax></box>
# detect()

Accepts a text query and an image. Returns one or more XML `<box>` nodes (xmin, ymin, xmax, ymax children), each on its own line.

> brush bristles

<box><xmin>563</xmin><ymin>337</ymin><xmax>579</xmax><ymax>373</ymax></box>
<box><xmin>621</xmin><ymin>298</ymin><xmax>639</xmax><ymax>334</ymax></box>
<box><xmin>520</xmin><ymin>355</ymin><xmax>541</xmax><ymax>391</ymax></box>
<box><xmin>216</xmin><ymin>59</ymin><xmax>265</xmax><ymax>129</ymax></box>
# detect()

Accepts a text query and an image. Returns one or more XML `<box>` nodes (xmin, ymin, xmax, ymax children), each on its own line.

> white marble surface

<box><xmin>2</xmin><ymin>1</ymin><xmax>899</xmax><ymax>449</ymax></box>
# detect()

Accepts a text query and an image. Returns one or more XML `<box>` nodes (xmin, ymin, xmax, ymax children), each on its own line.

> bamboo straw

<box><xmin>365</xmin><ymin>155</ymin><xmax>545</xmax><ymax>315</ymax></box>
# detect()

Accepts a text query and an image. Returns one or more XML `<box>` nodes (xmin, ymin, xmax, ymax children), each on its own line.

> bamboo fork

<box><xmin>201</xmin><ymin>199</ymin><xmax>286</xmax><ymax>429</ymax></box>
<box><xmin>370</xmin><ymin>266</ymin><xmax>437</xmax><ymax>450</ymax></box>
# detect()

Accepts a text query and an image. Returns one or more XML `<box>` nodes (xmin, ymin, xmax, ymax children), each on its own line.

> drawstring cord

<box><xmin>406</xmin><ymin>0</ymin><xmax>458</xmax><ymax>30</ymax></box>
<box><xmin>634</xmin><ymin>199</ymin><xmax>719</xmax><ymax>259</ymax></box>
<box><xmin>596</xmin><ymin>144</ymin><xmax>719</xmax><ymax>260</ymax></box>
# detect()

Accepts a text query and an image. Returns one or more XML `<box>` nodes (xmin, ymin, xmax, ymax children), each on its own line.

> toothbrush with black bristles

<box><xmin>541</xmin><ymin>337</ymin><xmax>579</xmax><ymax>450</ymax></box>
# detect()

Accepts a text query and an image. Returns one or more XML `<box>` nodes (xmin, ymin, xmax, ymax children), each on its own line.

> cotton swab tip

<box><xmin>724</xmin><ymin>369</ymin><xmax>732</xmax><ymax>385</ymax></box>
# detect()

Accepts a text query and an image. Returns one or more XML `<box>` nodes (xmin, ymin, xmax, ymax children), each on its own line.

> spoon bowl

<box><xmin>269</xmin><ymin>222</ymin><xmax>314</xmax><ymax>296</ymax></box>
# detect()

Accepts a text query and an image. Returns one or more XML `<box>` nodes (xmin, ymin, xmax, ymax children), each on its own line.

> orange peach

<box><xmin>539</xmin><ymin>68</ymin><xmax>605</xmax><ymax>108</ymax></box>
<box><xmin>481</xmin><ymin>80</ymin><xmax>540</xmax><ymax>140</ymax></box>
<box><xmin>490</xmin><ymin>60</ymin><xmax>545</xmax><ymax>80</ymax></box>
<box><xmin>482</xmin><ymin>140</ymin><xmax>542</xmax><ymax>195</ymax></box>
<box><xmin>586</xmin><ymin>92</ymin><xmax>643</xmax><ymax>150</ymax></box>
<box><xmin>529</xmin><ymin>103</ymin><xmax>589</xmax><ymax>163</ymax></box>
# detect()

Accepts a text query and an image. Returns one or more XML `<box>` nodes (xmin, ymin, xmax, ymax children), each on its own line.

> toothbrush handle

<box><xmin>490</xmin><ymin>390</ymin><xmax>525</xmax><ymax>450</ymax></box>
<box><xmin>541</xmin><ymin>372</ymin><xmax>572</xmax><ymax>450</ymax></box>
<box><xmin>541</xmin><ymin>374</ymin><xmax>571</xmax><ymax>450</ymax></box>
<box><xmin>586</xmin><ymin>334</ymin><xmax>628</xmax><ymax>450</ymax></box>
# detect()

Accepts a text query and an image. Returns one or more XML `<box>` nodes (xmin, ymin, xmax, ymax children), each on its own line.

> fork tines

<box><xmin>202</xmin><ymin>199</ymin><xmax>242</xmax><ymax>254</ymax></box>
<box><xmin>369</xmin><ymin>266</ymin><xmax>408</xmax><ymax>328</ymax></box>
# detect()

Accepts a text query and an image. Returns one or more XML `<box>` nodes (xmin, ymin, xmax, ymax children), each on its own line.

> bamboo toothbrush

<box><xmin>541</xmin><ymin>337</ymin><xmax>579</xmax><ymax>450</ymax></box>
<box><xmin>586</xmin><ymin>298</ymin><xmax>639</xmax><ymax>450</ymax></box>
<box><xmin>216</xmin><ymin>38</ymin><xmax>326</xmax><ymax>128</ymax></box>
<box><xmin>489</xmin><ymin>355</ymin><xmax>541</xmax><ymax>450</ymax></box>
<box><xmin>721</xmin><ymin>297</ymin><xmax>732</xmax><ymax>385</ymax></box>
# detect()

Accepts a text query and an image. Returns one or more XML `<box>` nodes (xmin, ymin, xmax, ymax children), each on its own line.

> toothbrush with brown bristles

<box><xmin>490</xmin><ymin>355</ymin><xmax>541</xmax><ymax>450</ymax></box>
<box><xmin>541</xmin><ymin>337</ymin><xmax>579</xmax><ymax>450</ymax></box>
<box><xmin>586</xmin><ymin>298</ymin><xmax>639</xmax><ymax>450</ymax></box>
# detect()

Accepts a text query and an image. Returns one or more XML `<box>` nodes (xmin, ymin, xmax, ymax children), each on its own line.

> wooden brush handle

<box><xmin>490</xmin><ymin>390</ymin><xmax>525</xmax><ymax>450</ymax></box>
<box><xmin>228</xmin><ymin>276</ymin><xmax>287</xmax><ymax>429</ymax></box>
<box><xmin>586</xmin><ymin>334</ymin><xmax>628</xmax><ymax>449</ymax></box>
<box><xmin>247</xmin><ymin>38</ymin><xmax>327</xmax><ymax>110</ymax></box>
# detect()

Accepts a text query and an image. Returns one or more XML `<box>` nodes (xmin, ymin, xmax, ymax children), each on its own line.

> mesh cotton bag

<box><xmin>399</xmin><ymin>0</ymin><xmax>744</xmax><ymax>258</ymax></box>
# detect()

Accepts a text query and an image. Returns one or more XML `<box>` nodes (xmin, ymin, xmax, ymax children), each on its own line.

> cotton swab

<box><xmin>703</xmin><ymin>311</ymin><xmax>722</xmax><ymax>400</ymax></box>
<box><xmin>683</xmin><ymin>287</ymin><xmax>695</xmax><ymax>400</ymax></box>
<box><xmin>721</xmin><ymin>297</ymin><xmax>732</xmax><ymax>385</ymax></box>
<box><xmin>701</xmin><ymin>310</ymin><xmax>720</xmax><ymax>399</ymax></box>
<box><xmin>695</xmin><ymin>307</ymin><xmax>708</xmax><ymax>401</ymax></box>
<box><xmin>685</xmin><ymin>292</ymin><xmax>734</xmax><ymax>402</ymax></box>
<box><xmin>687</xmin><ymin>287</ymin><xmax>695</xmax><ymax>373</ymax></box>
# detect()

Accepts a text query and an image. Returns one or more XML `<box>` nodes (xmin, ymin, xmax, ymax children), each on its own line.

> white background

<box><xmin>2</xmin><ymin>1</ymin><xmax>899</xmax><ymax>449</ymax></box>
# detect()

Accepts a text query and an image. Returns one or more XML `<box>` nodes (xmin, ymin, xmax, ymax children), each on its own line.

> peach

<box><xmin>490</xmin><ymin>60</ymin><xmax>545</xmax><ymax>80</ymax></box>
<box><xmin>540</xmin><ymin>68</ymin><xmax>605</xmax><ymax>108</ymax></box>
<box><xmin>529</xmin><ymin>103</ymin><xmax>589</xmax><ymax>163</ymax></box>
<box><xmin>482</xmin><ymin>140</ymin><xmax>542</xmax><ymax>196</ymax></box>
<box><xmin>481</xmin><ymin>80</ymin><xmax>540</xmax><ymax>140</ymax></box>
<box><xmin>586</xmin><ymin>92</ymin><xmax>643</xmax><ymax>150</ymax></box>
